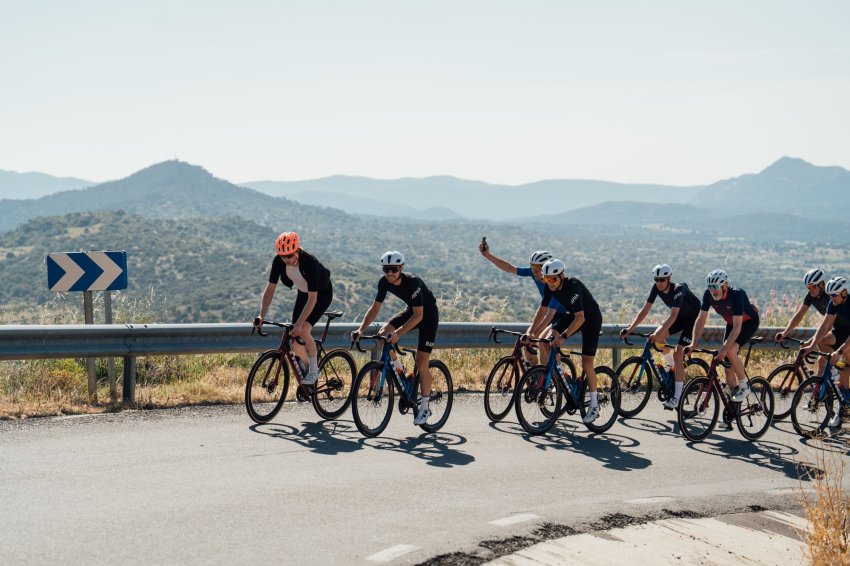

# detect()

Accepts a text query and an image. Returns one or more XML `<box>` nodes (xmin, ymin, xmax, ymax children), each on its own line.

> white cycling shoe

<box><xmin>582</xmin><ymin>406</ymin><xmax>600</xmax><ymax>423</ymax></box>
<box><xmin>414</xmin><ymin>407</ymin><xmax>431</xmax><ymax>426</ymax></box>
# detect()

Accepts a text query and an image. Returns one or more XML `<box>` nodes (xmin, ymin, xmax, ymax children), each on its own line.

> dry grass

<box><xmin>801</xmin><ymin>447</ymin><xmax>850</xmax><ymax>565</ymax></box>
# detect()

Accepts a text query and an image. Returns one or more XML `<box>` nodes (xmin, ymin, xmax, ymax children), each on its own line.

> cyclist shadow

<box><xmin>683</xmin><ymin>433</ymin><xmax>812</xmax><ymax>481</ymax></box>
<box><xmin>248</xmin><ymin>420</ymin><xmax>364</xmax><ymax>456</ymax></box>
<box><xmin>525</xmin><ymin>420</ymin><xmax>652</xmax><ymax>472</ymax></box>
<box><xmin>797</xmin><ymin>429</ymin><xmax>850</xmax><ymax>456</ymax></box>
<box><xmin>617</xmin><ymin>416</ymin><xmax>681</xmax><ymax>439</ymax></box>
<box><xmin>360</xmin><ymin>433</ymin><xmax>476</xmax><ymax>469</ymax></box>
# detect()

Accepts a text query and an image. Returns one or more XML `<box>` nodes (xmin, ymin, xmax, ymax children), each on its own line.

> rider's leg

<box><xmin>725</xmin><ymin>342</ymin><xmax>747</xmax><ymax>390</ymax></box>
<box><xmin>673</xmin><ymin>345</ymin><xmax>686</xmax><ymax>399</ymax></box>
<box><xmin>816</xmin><ymin>333</ymin><xmax>837</xmax><ymax>375</ymax></box>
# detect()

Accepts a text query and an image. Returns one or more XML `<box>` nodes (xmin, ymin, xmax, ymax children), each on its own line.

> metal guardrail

<box><xmin>0</xmin><ymin>322</ymin><xmax>815</xmax><ymax>404</ymax></box>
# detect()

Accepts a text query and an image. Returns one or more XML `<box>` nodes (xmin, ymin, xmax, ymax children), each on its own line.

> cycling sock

<box><xmin>590</xmin><ymin>391</ymin><xmax>598</xmax><ymax>408</ymax></box>
<box><xmin>674</xmin><ymin>381</ymin><xmax>683</xmax><ymax>399</ymax></box>
<box><xmin>308</xmin><ymin>356</ymin><xmax>318</xmax><ymax>373</ymax></box>
<box><xmin>419</xmin><ymin>395</ymin><xmax>430</xmax><ymax>410</ymax></box>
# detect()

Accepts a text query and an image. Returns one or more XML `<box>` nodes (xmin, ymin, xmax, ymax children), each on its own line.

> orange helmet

<box><xmin>275</xmin><ymin>232</ymin><xmax>300</xmax><ymax>255</ymax></box>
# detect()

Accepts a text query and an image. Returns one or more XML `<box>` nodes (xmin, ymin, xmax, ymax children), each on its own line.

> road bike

<box><xmin>245</xmin><ymin>310</ymin><xmax>356</xmax><ymax>423</ymax></box>
<box><xmin>617</xmin><ymin>331</ymin><xmax>709</xmax><ymax>418</ymax></box>
<box><xmin>677</xmin><ymin>343</ymin><xmax>774</xmax><ymax>441</ymax></box>
<box><xmin>351</xmin><ymin>335</ymin><xmax>453</xmax><ymax>437</ymax></box>
<box><xmin>790</xmin><ymin>352</ymin><xmax>850</xmax><ymax>437</ymax></box>
<box><xmin>514</xmin><ymin>336</ymin><xmax>620</xmax><ymax>435</ymax></box>
<box><xmin>483</xmin><ymin>326</ymin><xmax>576</xmax><ymax>423</ymax></box>
<box><xmin>768</xmin><ymin>336</ymin><xmax>817</xmax><ymax>420</ymax></box>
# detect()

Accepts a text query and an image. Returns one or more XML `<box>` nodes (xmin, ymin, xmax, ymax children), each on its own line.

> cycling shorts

<box><xmin>723</xmin><ymin>315</ymin><xmax>759</xmax><ymax>346</ymax></box>
<box><xmin>552</xmin><ymin>311</ymin><xmax>603</xmax><ymax>356</ymax></box>
<box><xmin>831</xmin><ymin>325</ymin><xmax>850</xmax><ymax>349</ymax></box>
<box><xmin>292</xmin><ymin>284</ymin><xmax>333</xmax><ymax>327</ymax></box>
<box><xmin>388</xmin><ymin>306</ymin><xmax>439</xmax><ymax>354</ymax></box>
<box><xmin>668</xmin><ymin>315</ymin><xmax>697</xmax><ymax>347</ymax></box>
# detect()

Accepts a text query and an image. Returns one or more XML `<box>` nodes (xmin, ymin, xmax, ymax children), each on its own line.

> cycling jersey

<box><xmin>516</xmin><ymin>267</ymin><xmax>566</xmax><ymax>314</ymax></box>
<box><xmin>269</xmin><ymin>250</ymin><xmax>331</xmax><ymax>292</ymax></box>
<box><xmin>647</xmin><ymin>282</ymin><xmax>700</xmax><ymax>320</ymax></box>
<box><xmin>826</xmin><ymin>299</ymin><xmax>850</xmax><ymax>330</ymax></box>
<box><xmin>375</xmin><ymin>272</ymin><xmax>437</xmax><ymax>311</ymax></box>
<box><xmin>804</xmin><ymin>290</ymin><xmax>830</xmax><ymax>316</ymax></box>
<box><xmin>542</xmin><ymin>277</ymin><xmax>602</xmax><ymax>321</ymax></box>
<box><xmin>700</xmin><ymin>287</ymin><xmax>759</xmax><ymax>325</ymax></box>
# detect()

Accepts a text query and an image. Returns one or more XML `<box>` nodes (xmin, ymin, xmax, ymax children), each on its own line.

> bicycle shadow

<box><xmin>248</xmin><ymin>420</ymin><xmax>364</xmax><ymax>456</ymax></box>
<box><xmin>359</xmin><ymin>433</ymin><xmax>476</xmax><ymax>468</ymax></box>
<box><xmin>617</xmin><ymin>416</ymin><xmax>680</xmax><ymax>439</ymax></box>
<box><xmin>797</xmin><ymin>428</ymin><xmax>850</xmax><ymax>455</ymax></box>
<box><xmin>683</xmin><ymin>435</ymin><xmax>814</xmax><ymax>480</ymax></box>
<box><xmin>524</xmin><ymin>420</ymin><xmax>652</xmax><ymax>472</ymax></box>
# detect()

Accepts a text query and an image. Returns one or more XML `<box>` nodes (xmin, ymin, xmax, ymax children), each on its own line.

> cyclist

<box><xmin>253</xmin><ymin>231</ymin><xmax>333</xmax><ymax>385</ymax></box>
<box><xmin>351</xmin><ymin>251</ymin><xmax>439</xmax><ymax>426</ymax></box>
<box><xmin>776</xmin><ymin>268</ymin><xmax>831</xmax><ymax>375</ymax></box>
<box><xmin>685</xmin><ymin>269</ymin><xmax>760</xmax><ymax>402</ymax></box>
<box><xmin>529</xmin><ymin>259</ymin><xmax>604</xmax><ymax>423</ymax></box>
<box><xmin>802</xmin><ymin>276</ymin><xmax>850</xmax><ymax>427</ymax></box>
<box><xmin>478</xmin><ymin>240</ymin><xmax>567</xmax><ymax>362</ymax></box>
<box><xmin>620</xmin><ymin>264</ymin><xmax>701</xmax><ymax>410</ymax></box>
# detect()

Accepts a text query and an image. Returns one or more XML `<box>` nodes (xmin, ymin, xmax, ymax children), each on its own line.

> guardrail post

<box><xmin>611</xmin><ymin>348</ymin><xmax>620</xmax><ymax>370</ymax></box>
<box><xmin>83</xmin><ymin>291</ymin><xmax>98</xmax><ymax>404</ymax></box>
<box><xmin>104</xmin><ymin>291</ymin><xmax>118</xmax><ymax>405</ymax></box>
<box><xmin>122</xmin><ymin>356</ymin><xmax>136</xmax><ymax>406</ymax></box>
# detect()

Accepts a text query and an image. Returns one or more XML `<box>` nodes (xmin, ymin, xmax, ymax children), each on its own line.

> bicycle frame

<box><xmin>688</xmin><ymin>348</ymin><xmax>763</xmax><ymax>421</ymax></box>
<box><xmin>622</xmin><ymin>335</ymin><xmax>673</xmax><ymax>394</ymax></box>
<box><xmin>809</xmin><ymin>357</ymin><xmax>850</xmax><ymax>407</ymax></box>
<box><xmin>357</xmin><ymin>337</ymin><xmax>420</xmax><ymax>408</ymax></box>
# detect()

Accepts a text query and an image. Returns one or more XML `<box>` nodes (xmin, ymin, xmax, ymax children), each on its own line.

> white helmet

<box><xmin>529</xmin><ymin>250</ymin><xmax>553</xmax><ymax>266</ymax></box>
<box><xmin>706</xmin><ymin>269</ymin><xmax>729</xmax><ymax>287</ymax></box>
<box><xmin>825</xmin><ymin>276</ymin><xmax>848</xmax><ymax>295</ymax></box>
<box><xmin>652</xmin><ymin>264</ymin><xmax>672</xmax><ymax>278</ymax></box>
<box><xmin>804</xmin><ymin>268</ymin><xmax>825</xmax><ymax>286</ymax></box>
<box><xmin>541</xmin><ymin>259</ymin><xmax>566</xmax><ymax>278</ymax></box>
<box><xmin>380</xmin><ymin>251</ymin><xmax>405</xmax><ymax>265</ymax></box>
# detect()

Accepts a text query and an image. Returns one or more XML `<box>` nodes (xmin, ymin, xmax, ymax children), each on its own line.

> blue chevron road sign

<box><xmin>46</xmin><ymin>251</ymin><xmax>128</xmax><ymax>292</ymax></box>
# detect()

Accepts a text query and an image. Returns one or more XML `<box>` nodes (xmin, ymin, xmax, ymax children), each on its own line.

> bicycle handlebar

<box><xmin>251</xmin><ymin>318</ymin><xmax>305</xmax><ymax>344</ymax></box>
<box><xmin>620</xmin><ymin>331</ymin><xmax>672</xmax><ymax>351</ymax></box>
<box><xmin>351</xmin><ymin>334</ymin><xmax>407</xmax><ymax>356</ymax></box>
<box><xmin>489</xmin><ymin>327</ymin><xmax>539</xmax><ymax>355</ymax></box>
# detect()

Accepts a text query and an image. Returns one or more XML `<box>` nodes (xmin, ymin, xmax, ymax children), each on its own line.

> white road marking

<box><xmin>489</xmin><ymin>513</ymin><xmax>541</xmax><ymax>527</ymax></box>
<box><xmin>624</xmin><ymin>496</ymin><xmax>674</xmax><ymax>504</ymax></box>
<box><xmin>366</xmin><ymin>544</ymin><xmax>419</xmax><ymax>562</ymax></box>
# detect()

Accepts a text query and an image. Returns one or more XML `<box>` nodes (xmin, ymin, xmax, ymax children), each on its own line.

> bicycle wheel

<box><xmin>245</xmin><ymin>350</ymin><xmax>290</xmax><ymax>424</ymax></box>
<box><xmin>351</xmin><ymin>361</ymin><xmax>394</xmax><ymax>437</ymax></box>
<box><xmin>580</xmin><ymin>366</ymin><xmax>621</xmax><ymax>433</ymax></box>
<box><xmin>515</xmin><ymin>366</ymin><xmax>563</xmax><ymax>435</ymax></box>
<box><xmin>484</xmin><ymin>356</ymin><xmax>520</xmax><ymax>422</ymax></box>
<box><xmin>685</xmin><ymin>357</ymin><xmax>710</xmax><ymax>379</ymax></box>
<box><xmin>735</xmin><ymin>376</ymin><xmax>774</xmax><ymax>440</ymax></box>
<box><xmin>678</xmin><ymin>377</ymin><xmax>719</xmax><ymax>442</ymax></box>
<box><xmin>791</xmin><ymin>376</ymin><xmax>832</xmax><ymax>438</ymax></box>
<box><xmin>420</xmin><ymin>359</ymin><xmax>454</xmax><ymax>433</ymax></box>
<box><xmin>311</xmin><ymin>349</ymin><xmax>357</xmax><ymax>420</ymax></box>
<box><xmin>766</xmin><ymin>363</ymin><xmax>804</xmax><ymax>421</ymax></box>
<box><xmin>615</xmin><ymin>356</ymin><xmax>653</xmax><ymax>418</ymax></box>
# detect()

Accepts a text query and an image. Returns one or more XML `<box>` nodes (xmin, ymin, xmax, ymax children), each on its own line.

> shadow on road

<box><xmin>248</xmin><ymin>420</ymin><xmax>364</xmax><ymax>456</ymax></box>
<box><xmin>360</xmin><ymin>433</ymin><xmax>476</xmax><ymax>468</ymax></box>
<box><xmin>522</xmin><ymin>421</ymin><xmax>652</xmax><ymax>471</ymax></box>
<box><xmin>684</xmin><ymin>434</ymin><xmax>812</xmax><ymax>480</ymax></box>
<box><xmin>617</xmin><ymin>416</ymin><xmax>680</xmax><ymax>439</ymax></box>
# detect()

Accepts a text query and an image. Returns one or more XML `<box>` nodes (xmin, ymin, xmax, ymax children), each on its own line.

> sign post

<box><xmin>46</xmin><ymin>250</ymin><xmax>128</xmax><ymax>404</ymax></box>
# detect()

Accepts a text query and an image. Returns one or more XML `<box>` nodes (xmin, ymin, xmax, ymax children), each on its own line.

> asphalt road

<box><xmin>1</xmin><ymin>394</ymin><xmax>846</xmax><ymax>565</ymax></box>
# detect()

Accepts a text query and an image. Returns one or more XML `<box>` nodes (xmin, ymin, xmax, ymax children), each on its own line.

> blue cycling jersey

<box><xmin>517</xmin><ymin>266</ymin><xmax>566</xmax><ymax>313</ymax></box>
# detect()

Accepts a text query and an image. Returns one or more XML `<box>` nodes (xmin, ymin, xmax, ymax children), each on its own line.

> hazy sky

<box><xmin>1</xmin><ymin>1</ymin><xmax>848</xmax><ymax>185</ymax></box>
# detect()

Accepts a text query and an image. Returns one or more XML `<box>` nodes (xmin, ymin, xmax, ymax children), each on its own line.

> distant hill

<box><xmin>0</xmin><ymin>169</ymin><xmax>93</xmax><ymax>199</ymax></box>
<box><xmin>285</xmin><ymin>190</ymin><xmax>465</xmax><ymax>221</ymax></box>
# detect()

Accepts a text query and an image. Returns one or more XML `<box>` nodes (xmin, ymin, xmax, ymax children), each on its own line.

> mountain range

<box><xmin>0</xmin><ymin>170</ymin><xmax>92</xmax><ymax>200</ymax></box>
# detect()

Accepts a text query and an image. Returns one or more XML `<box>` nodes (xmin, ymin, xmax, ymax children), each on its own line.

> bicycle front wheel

<box><xmin>615</xmin><ymin>356</ymin><xmax>653</xmax><ymax>418</ymax></box>
<box><xmin>735</xmin><ymin>376</ymin><xmax>774</xmax><ymax>440</ymax></box>
<box><xmin>678</xmin><ymin>377</ymin><xmax>719</xmax><ymax>442</ymax></box>
<box><xmin>766</xmin><ymin>363</ymin><xmax>803</xmax><ymax>421</ymax></box>
<box><xmin>580</xmin><ymin>366</ymin><xmax>621</xmax><ymax>433</ymax></box>
<box><xmin>351</xmin><ymin>361</ymin><xmax>394</xmax><ymax>437</ymax></box>
<box><xmin>420</xmin><ymin>360</ymin><xmax>454</xmax><ymax>433</ymax></box>
<box><xmin>312</xmin><ymin>349</ymin><xmax>357</xmax><ymax>420</ymax></box>
<box><xmin>484</xmin><ymin>356</ymin><xmax>520</xmax><ymax>422</ymax></box>
<box><xmin>515</xmin><ymin>367</ymin><xmax>563</xmax><ymax>435</ymax></box>
<box><xmin>791</xmin><ymin>376</ymin><xmax>832</xmax><ymax>438</ymax></box>
<box><xmin>245</xmin><ymin>350</ymin><xmax>290</xmax><ymax>424</ymax></box>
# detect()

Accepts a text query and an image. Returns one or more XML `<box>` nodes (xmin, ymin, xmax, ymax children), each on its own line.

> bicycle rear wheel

<box><xmin>580</xmin><ymin>366</ymin><xmax>621</xmax><ymax>433</ymax></box>
<box><xmin>515</xmin><ymin>367</ymin><xmax>563</xmax><ymax>435</ymax></box>
<box><xmin>766</xmin><ymin>363</ymin><xmax>803</xmax><ymax>421</ymax></box>
<box><xmin>735</xmin><ymin>376</ymin><xmax>774</xmax><ymax>440</ymax></box>
<box><xmin>678</xmin><ymin>377</ymin><xmax>719</xmax><ymax>442</ymax></box>
<box><xmin>245</xmin><ymin>350</ymin><xmax>290</xmax><ymax>424</ymax></box>
<box><xmin>312</xmin><ymin>349</ymin><xmax>356</xmax><ymax>420</ymax></box>
<box><xmin>615</xmin><ymin>356</ymin><xmax>653</xmax><ymax>418</ymax></box>
<box><xmin>351</xmin><ymin>361</ymin><xmax>394</xmax><ymax>437</ymax></box>
<box><xmin>420</xmin><ymin>360</ymin><xmax>454</xmax><ymax>433</ymax></box>
<box><xmin>484</xmin><ymin>356</ymin><xmax>520</xmax><ymax>422</ymax></box>
<box><xmin>791</xmin><ymin>376</ymin><xmax>832</xmax><ymax>438</ymax></box>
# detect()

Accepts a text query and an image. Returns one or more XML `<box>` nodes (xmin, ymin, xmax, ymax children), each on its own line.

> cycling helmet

<box><xmin>380</xmin><ymin>251</ymin><xmax>405</xmax><ymax>265</ymax></box>
<box><xmin>652</xmin><ymin>264</ymin><xmax>672</xmax><ymax>278</ymax></box>
<box><xmin>541</xmin><ymin>259</ymin><xmax>566</xmax><ymax>278</ymax></box>
<box><xmin>803</xmin><ymin>268</ymin><xmax>825</xmax><ymax>286</ymax></box>
<box><xmin>529</xmin><ymin>250</ymin><xmax>553</xmax><ymax>265</ymax></box>
<box><xmin>706</xmin><ymin>269</ymin><xmax>729</xmax><ymax>287</ymax></box>
<box><xmin>825</xmin><ymin>276</ymin><xmax>849</xmax><ymax>295</ymax></box>
<box><xmin>275</xmin><ymin>232</ymin><xmax>300</xmax><ymax>255</ymax></box>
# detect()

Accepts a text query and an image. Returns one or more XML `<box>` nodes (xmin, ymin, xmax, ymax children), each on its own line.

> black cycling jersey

<box><xmin>268</xmin><ymin>250</ymin><xmax>331</xmax><ymax>292</ymax></box>
<box><xmin>375</xmin><ymin>272</ymin><xmax>437</xmax><ymax>311</ymax></box>
<box><xmin>700</xmin><ymin>286</ymin><xmax>759</xmax><ymax>325</ymax></box>
<box><xmin>826</xmin><ymin>299</ymin><xmax>850</xmax><ymax>330</ymax></box>
<box><xmin>803</xmin><ymin>290</ymin><xmax>830</xmax><ymax>316</ymax></box>
<box><xmin>647</xmin><ymin>282</ymin><xmax>700</xmax><ymax>320</ymax></box>
<box><xmin>542</xmin><ymin>277</ymin><xmax>602</xmax><ymax>321</ymax></box>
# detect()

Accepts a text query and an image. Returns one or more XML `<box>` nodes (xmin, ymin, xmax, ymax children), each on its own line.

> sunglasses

<box><xmin>654</xmin><ymin>278</ymin><xmax>669</xmax><ymax>283</ymax></box>
<box><xmin>707</xmin><ymin>284</ymin><xmax>723</xmax><ymax>291</ymax></box>
<box><xmin>543</xmin><ymin>275</ymin><xmax>560</xmax><ymax>284</ymax></box>
<box><xmin>382</xmin><ymin>265</ymin><xmax>401</xmax><ymax>274</ymax></box>
<box><xmin>830</xmin><ymin>293</ymin><xmax>842</xmax><ymax>299</ymax></box>
<box><xmin>281</xmin><ymin>253</ymin><xmax>297</xmax><ymax>259</ymax></box>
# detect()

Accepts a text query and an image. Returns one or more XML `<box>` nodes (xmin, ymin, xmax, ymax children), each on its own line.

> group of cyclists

<box><xmin>252</xmin><ymin>231</ymin><xmax>850</xmax><ymax>430</ymax></box>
